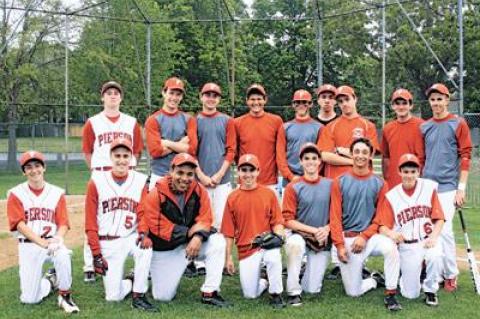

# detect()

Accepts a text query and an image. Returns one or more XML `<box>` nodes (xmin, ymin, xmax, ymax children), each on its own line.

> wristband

<box><xmin>458</xmin><ymin>182</ymin><xmax>466</xmax><ymax>191</ymax></box>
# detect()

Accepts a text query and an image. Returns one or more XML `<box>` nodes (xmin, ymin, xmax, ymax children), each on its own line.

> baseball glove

<box><xmin>251</xmin><ymin>232</ymin><xmax>284</xmax><ymax>250</ymax></box>
<box><xmin>93</xmin><ymin>254</ymin><xmax>109</xmax><ymax>276</ymax></box>
<box><xmin>293</xmin><ymin>230</ymin><xmax>331</xmax><ymax>253</ymax></box>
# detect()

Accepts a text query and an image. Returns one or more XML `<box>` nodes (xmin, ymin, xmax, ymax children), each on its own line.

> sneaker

<box><xmin>45</xmin><ymin>268</ymin><xmax>58</xmax><ymax>291</ymax></box>
<box><xmin>58</xmin><ymin>294</ymin><xmax>80</xmax><ymax>313</ymax></box>
<box><xmin>84</xmin><ymin>271</ymin><xmax>96</xmax><ymax>283</ymax></box>
<box><xmin>326</xmin><ymin>266</ymin><xmax>341</xmax><ymax>280</ymax></box>
<box><xmin>132</xmin><ymin>294</ymin><xmax>158</xmax><ymax>312</ymax></box>
<box><xmin>287</xmin><ymin>295</ymin><xmax>302</xmax><ymax>307</ymax></box>
<box><xmin>384</xmin><ymin>294</ymin><xmax>402</xmax><ymax>311</ymax></box>
<box><xmin>197</xmin><ymin>266</ymin><xmax>206</xmax><ymax>276</ymax></box>
<box><xmin>425</xmin><ymin>292</ymin><xmax>439</xmax><ymax>306</ymax></box>
<box><xmin>184</xmin><ymin>261</ymin><xmax>198</xmax><ymax>278</ymax></box>
<box><xmin>371</xmin><ymin>272</ymin><xmax>386</xmax><ymax>288</ymax></box>
<box><xmin>270</xmin><ymin>293</ymin><xmax>286</xmax><ymax>309</ymax></box>
<box><xmin>362</xmin><ymin>267</ymin><xmax>372</xmax><ymax>279</ymax></box>
<box><xmin>202</xmin><ymin>291</ymin><xmax>232</xmax><ymax>308</ymax></box>
<box><xmin>444</xmin><ymin>278</ymin><xmax>457</xmax><ymax>292</ymax></box>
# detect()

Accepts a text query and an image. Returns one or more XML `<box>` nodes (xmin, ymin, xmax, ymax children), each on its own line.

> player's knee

<box><xmin>286</xmin><ymin>236</ymin><xmax>304</xmax><ymax>257</ymax></box>
<box><xmin>400</xmin><ymin>288</ymin><xmax>420</xmax><ymax>299</ymax></box>
<box><xmin>208</xmin><ymin>233</ymin><xmax>226</xmax><ymax>251</ymax></box>
<box><xmin>20</xmin><ymin>294</ymin><xmax>42</xmax><ymax>304</ymax></box>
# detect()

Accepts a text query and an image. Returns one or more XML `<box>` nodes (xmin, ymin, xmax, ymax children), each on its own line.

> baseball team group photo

<box><xmin>1</xmin><ymin>1</ymin><xmax>480</xmax><ymax>319</ymax></box>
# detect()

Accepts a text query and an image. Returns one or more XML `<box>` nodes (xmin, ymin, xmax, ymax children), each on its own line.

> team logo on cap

<box><xmin>245</xmin><ymin>155</ymin><xmax>253</xmax><ymax>162</ymax></box>
<box><xmin>28</xmin><ymin>151</ymin><xmax>35</xmax><ymax>157</ymax></box>
<box><xmin>352</xmin><ymin>128</ymin><xmax>365</xmax><ymax>139</ymax></box>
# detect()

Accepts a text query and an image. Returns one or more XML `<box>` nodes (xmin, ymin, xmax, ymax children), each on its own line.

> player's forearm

<box><xmin>56</xmin><ymin>225</ymin><xmax>68</xmax><ymax>238</ymax></box>
<box><xmin>285</xmin><ymin>220</ymin><xmax>317</xmax><ymax>234</ymax></box>
<box><xmin>84</xmin><ymin>153</ymin><xmax>92</xmax><ymax>169</ymax></box>
<box><xmin>378</xmin><ymin>225</ymin><xmax>392</xmax><ymax>237</ymax></box>
<box><xmin>17</xmin><ymin>222</ymin><xmax>48</xmax><ymax>248</ymax></box>
<box><xmin>272</xmin><ymin>224</ymin><xmax>285</xmax><ymax>237</ymax></box>
<box><xmin>430</xmin><ymin>220</ymin><xmax>444</xmax><ymax>240</ymax></box>
<box><xmin>382</xmin><ymin>158</ymin><xmax>390</xmax><ymax>179</ymax></box>
<box><xmin>216</xmin><ymin>160</ymin><xmax>231</xmax><ymax>178</ymax></box>
<box><xmin>225</xmin><ymin>237</ymin><xmax>234</xmax><ymax>258</ymax></box>
<box><xmin>459</xmin><ymin>170</ymin><xmax>469</xmax><ymax>186</ymax></box>
<box><xmin>166</xmin><ymin>140</ymin><xmax>189</xmax><ymax>153</ymax></box>
<box><xmin>321</xmin><ymin>151</ymin><xmax>353</xmax><ymax>166</ymax></box>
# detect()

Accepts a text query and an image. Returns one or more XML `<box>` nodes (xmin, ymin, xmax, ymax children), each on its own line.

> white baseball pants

<box><xmin>206</xmin><ymin>183</ymin><xmax>232</xmax><ymax>229</ymax></box>
<box><xmin>438</xmin><ymin>190</ymin><xmax>458</xmax><ymax>279</ymax></box>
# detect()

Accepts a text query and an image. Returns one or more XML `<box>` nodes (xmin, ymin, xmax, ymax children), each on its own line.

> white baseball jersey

<box><xmin>92</xmin><ymin>171</ymin><xmax>147</xmax><ymax>237</ymax></box>
<box><xmin>89</xmin><ymin>112</ymin><xmax>137</xmax><ymax>168</ymax></box>
<box><xmin>8</xmin><ymin>182</ymin><xmax>64</xmax><ymax>239</ymax></box>
<box><xmin>385</xmin><ymin>178</ymin><xmax>439</xmax><ymax>241</ymax></box>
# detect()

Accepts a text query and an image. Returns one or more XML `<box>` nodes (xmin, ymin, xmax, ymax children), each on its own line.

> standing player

<box><xmin>234</xmin><ymin>84</ymin><xmax>283</xmax><ymax>195</ymax></box>
<box><xmin>85</xmin><ymin>138</ymin><xmax>156</xmax><ymax>311</ymax></box>
<box><xmin>282</xmin><ymin>143</ymin><xmax>332</xmax><ymax>306</ymax></box>
<box><xmin>330</xmin><ymin>138</ymin><xmax>401</xmax><ymax>311</ymax></box>
<box><xmin>81</xmin><ymin>80</ymin><xmax>144</xmax><ymax>282</ymax></box>
<box><xmin>143</xmin><ymin>153</ymin><xmax>230</xmax><ymax>307</ymax></box>
<box><xmin>222</xmin><ymin>154</ymin><xmax>286</xmax><ymax>308</ymax></box>
<box><xmin>316</xmin><ymin>84</ymin><xmax>338</xmax><ymax>125</ymax></box>
<box><xmin>377</xmin><ymin>154</ymin><xmax>444</xmax><ymax>306</ymax></box>
<box><xmin>7</xmin><ymin>151</ymin><xmax>79</xmax><ymax>313</ymax></box>
<box><xmin>381</xmin><ymin>89</ymin><xmax>424</xmax><ymax>187</ymax></box>
<box><xmin>145</xmin><ymin>76</ymin><xmax>197</xmax><ymax>184</ymax></box>
<box><xmin>421</xmin><ymin>83</ymin><xmax>472</xmax><ymax>292</ymax></box>
<box><xmin>276</xmin><ymin>90</ymin><xmax>323</xmax><ymax>186</ymax></box>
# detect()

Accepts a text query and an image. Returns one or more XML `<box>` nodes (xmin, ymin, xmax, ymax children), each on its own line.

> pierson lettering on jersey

<box><xmin>101</xmin><ymin>196</ymin><xmax>139</xmax><ymax>214</ymax></box>
<box><xmin>396</xmin><ymin>205</ymin><xmax>432</xmax><ymax>226</ymax></box>
<box><xmin>24</xmin><ymin>207</ymin><xmax>55</xmax><ymax>223</ymax></box>
<box><xmin>98</xmin><ymin>132</ymin><xmax>133</xmax><ymax>147</ymax></box>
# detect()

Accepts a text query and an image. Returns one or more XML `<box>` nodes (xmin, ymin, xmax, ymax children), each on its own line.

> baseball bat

<box><xmin>458</xmin><ymin>208</ymin><xmax>480</xmax><ymax>295</ymax></box>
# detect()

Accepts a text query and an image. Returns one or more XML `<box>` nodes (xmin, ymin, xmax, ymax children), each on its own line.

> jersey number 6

<box><xmin>423</xmin><ymin>222</ymin><xmax>433</xmax><ymax>235</ymax></box>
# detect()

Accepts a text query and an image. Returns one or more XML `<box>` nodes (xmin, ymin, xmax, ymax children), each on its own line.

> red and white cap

<box><xmin>19</xmin><ymin>150</ymin><xmax>45</xmax><ymax>167</ymax></box>
<box><xmin>316</xmin><ymin>84</ymin><xmax>337</xmax><ymax>96</ymax></box>
<box><xmin>171</xmin><ymin>153</ymin><xmax>198</xmax><ymax>168</ymax></box>
<box><xmin>335</xmin><ymin>85</ymin><xmax>356</xmax><ymax>98</ymax></box>
<box><xmin>238</xmin><ymin>154</ymin><xmax>260</xmax><ymax>169</ymax></box>
<box><xmin>426</xmin><ymin>83</ymin><xmax>449</xmax><ymax>97</ymax></box>
<box><xmin>163</xmin><ymin>77</ymin><xmax>185</xmax><ymax>92</ymax></box>
<box><xmin>201</xmin><ymin>82</ymin><xmax>222</xmax><ymax>96</ymax></box>
<box><xmin>246</xmin><ymin>84</ymin><xmax>266</xmax><ymax>97</ymax></box>
<box><xmin>299</xmin><ymin>142</ymin><xmax>321</xmax><ymax>158</ymax></box>
<box><xmin>398</xmin><ymin>153</ymin><xmax>420</xmax><ymax>169</ymax></box>
<box><xmin>110</xmin><ymin>137</ymin><xmax>133</xmax><ymax>153</ymax></box>
<box><xmin>391</xmin><ymin>88</ymin><xmax>413</xmax><ymax>102</ymax></box>
<box><xmin>292</xmin><ymin>89</ymin><xmax>312</xmax><ymax>102</ymax></box>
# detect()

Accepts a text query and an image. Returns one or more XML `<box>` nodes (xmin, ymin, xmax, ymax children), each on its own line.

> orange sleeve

<box><xmin>276</xmin><ymin>125</ymin><xmax>294</xmax><ymax>181</ymax></box>
<box><xmin>145</xmin><ymin>113</ymin><xmax>165</xmax><ymax>158</ymax></box>
<box><xmin>132</xmin><ymin>122</ymin><xmax>144</xmax><ymax>157</ymax></box>
<box><xmin>54</xmin><ymin>195</ymin><xmax>70</xmax><ymax>229</ymax></box>
<box><xmin>84</xmin><ymin>180</ymin><xmax>101</xmax><ymax>256</ymax></box>
<box><xmin>143</xmin><ymin>188</ymin><xmax>176</xmax><ymax>241</ymax></box>
<box><xmin>6</xmin><ymin>193</ymin><xmax>26</xmax><ymax>231</ymax></box>
<box><xmin>329</xmin><ymin>179</ymin><xmax>345</xmax><ymax>249</ymax></box>
<box><xmin>282</xmin><ymin>183</ymin><xmax>298</xmax><ymax>222</ymax></box>
<box><xmin>193</xmin><ymin>184</ymin><xmax>213</xmax><ymax>228</ymax></box>
<box><xmin>456</xmin><ymin>119</ymin><xmax>472</xmax><ymax>171</ymax></box>
<box><xmin>373</xmin><ymin>196</ymin><xmax>395</xmax><ymax>229</ymax></box>
<box><xmin>430</xmin><ymin>190</ymin><xmax>445</xmax><ymax>221</ymax></box>
<box><xmin>366</xmin><ymin>121</ymin><xmax>381</xmax><ymax>154</ymax></box>
<box><xmin>82</xmin><ymin>120</ymin><xmax>95</xmax><ymax>155</ymax></box>
<box><xmin>220</xmin><ymin>197</ymin><xmax>235</xmax><ymax>238</ymax></box>
<box><xmin>381</xmin><ymin>129</ymin><xmax>389</xmax><ymax>158</ymax></box>
<box><xmin>187</xmin><ymin>116</ymin><xmax>198</xmax><ymax>156</ymax></box>
<box><xmin>415</xmin><ymin>120</ymin><xmax>425</xmax><ymax>169</ymax></box>
<box><xmin>269</xmin><ymin>190</ymin><xmax>284</xmax><ymax>228</ymax></box>
<box><xmin>318</xmin><ymin>124</ymin><xmax>335</xmax><ymax>151</ymax></box>
<box><xmin>136</xmin><ymin>187</ymin><xmax>149</xmax><ymax>234</ymax></box>
<box><xmin>360</xmin><ymin>181</ymin><xmax>388</xmax><ymax>240</ymax></box>
<box><xmin>224</xmin><ymin>118</ymin><xmax>237</xmax><ymax>163</ymax></box>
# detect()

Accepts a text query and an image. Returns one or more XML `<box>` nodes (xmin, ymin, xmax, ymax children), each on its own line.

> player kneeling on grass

<box><xmin>330</xmin><ymin>138</ymin><xmax>402</xmax><ymax>311</ymax></box>
<box><xmin>143</xmin><ymin>153</ymin><xmax>230</xmax><ymax>307</ymax></box>
<box><xmin>7</xmin><ymin>151</ymin><xmax>79</xmax><ymax>313</ymax></box>
<box><xmin>221</xmin><ymin>154</ymin><xmax>287</xmax><ymax>309</ymax></box>
<box><xmin>85</xmin><ymin>138</ymin><xmax>156</xmax><ymax>312</ymax></box>
<box><xmin>282</xmin><ymin>143</ymin><xmax>332</xmax><ymax>306</ymax></box>
<box><xmin>376</xmin><ymin>154</ymin><xmax>444</xmax><ymax>306</ymax></box>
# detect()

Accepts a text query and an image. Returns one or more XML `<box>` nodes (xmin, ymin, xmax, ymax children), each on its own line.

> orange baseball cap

<box><xmin>316</xmin><ymin>84</ymin><xmax>337</xmax><ymax>96</ymax></box>
<box><xmin>201</xmin><ymin>82</ymin><xmax>222</xmax><ymax>96</ymax></box>
<box><xmin>101</xmin><ymin>81</ymin><xmax>123</xmax><ymax>96</ymax></box>
<box><xmin>110</xmin><ymin>137</ymin><xmax>133</xmax><ymax>153</ymax></box>
<box><xmin>426</xmin><ymin>83</ymin><xmax>449</xmax><ymax>97</ymax></box>
<box><xmin>292</xmin><ymin>89</ymin><xmax>312</xmax><ymax>102</ymax></box>
<box><xmin>299</xmin><ymin>142</ymin><xmax>321</xmax><ymax>158</ymax></box>
<box><xmin>19</xmin><ymin>150</ymin><xmax>45</xmax><ymax>167</ymax></box>
<box><xmin>335</xmin><ymin>85</ymin><xmax>356</xmax><ymax>98</ymax></box>
<box><xmin>246</xmin><ymin>84</ymin><xmax>266</xmax><ymax>98</ymax></box>
<box><xmin>171</xmin><ymin>153</ymin><xmax>198</xmax><ymax>168</ymax></box>
<box><xmin>391</xmin><ymin>88</ymin><xmax>413</xmax><ymax>102</ymax></box>
<box><xmin>238</xmin><ymin>154</ymin><xmax>260</xmax><ymax>169</ymax></box>
<box><xmin>163</xmin><ymin>77</ymin><xmax>185</xmax><ymax>93</ymax></box>
<box><xmin>398</xmin><ymin>153</ymin><xmax>420</xmax><ymax>169</ymax></box>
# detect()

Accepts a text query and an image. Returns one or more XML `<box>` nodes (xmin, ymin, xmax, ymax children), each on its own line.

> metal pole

<box><xmin>230</xmin><ymin>9</ymin><xmax>236</xmax><ymax>113</ymax></box>
<box><xmin>381</xmin><ymin>1</ymin><xmax>386</xmax><ymax>127</ymax></box>
<box><xmin>146</xmin><ymin>22</ymin><xmax>151</xmax><ymax>171</ymax></box>
<box><xmin>458</xmin><ymin>0</ymin><xmax>464</xmax><ymax>116</ymax></box>
<box><xmin>315</xmin><ymin>0</ymin><xmax>323</xmax><ymax>86</ymax></box>
<box><xmin>64</xmin><ymin>12</ymin><xmax>69</xmax><ymax>194</ymax></box>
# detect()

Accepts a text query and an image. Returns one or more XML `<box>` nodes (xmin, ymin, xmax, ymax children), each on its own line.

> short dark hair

<box><xmin>350</xmin><ymin>137</ymin><xmax>374</xmax><ymax>155</ymax></box>
<box><xmin>21</xmin><ymin>159</ymin><xmax>45</xmax><ymax>172</ymax></box>
<box><xmin>399</xmin><ymin>162</ymin><xmax>420</xmax><ymax>171</ymax></box>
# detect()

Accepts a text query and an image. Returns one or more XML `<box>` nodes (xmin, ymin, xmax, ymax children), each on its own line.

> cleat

<box><xmin>287</xmin><ymin>294</ymin><xmax>302</xmax><ymax>307</ymax></box>
<box><xmin>201</xmin><ymin>291</ymin><xmax>232</xmax><ymax>308</ymax></box>
<box><xmin>270</xmin><ymin>293</ymin><xmax>286</xmax><ymax>309</ymax></box>
<box><xmin>444</xmin><ymin>278</ymin><xmax>457</xmax><ymax>292</ymax></box>
<box><xmin>260</xmin><ymin>266</ymin><xmax>268</xmax><ymax>280</ymax></box>
<box><xmin>384</xmin><ymin>294</ymin><xmax>402</xmax><ymax>311</ymax></box>
<box><xmin>362</xmin><ymin>267</ymin><xmax>372</xmax><ymax>279</ymax></box>
<box><xmin>197</xmin><ymin>266</ymin><xmax>206</xmax><ymax>276</ymax></box>
<box><xmin>58</xmin><ymin>293</ymin><xmax>80</xmax><ymax>313</ymax></box>
<box><xmin>132</xmin><ymin>294</ymin><xmax>158</xmax><ymax>312</ymax></box>
<box><xmin>45</xmin><ymin>268</ymin><xmax>58</xmax><ymax>291</ymax></box>
<box><xmin>83</xmin><ymin>271</ymin><xmax>96</xmax><ymax>283</ymax></box>
<box><xmin>326</xmin><ymin>266</ymin><xmax>341</xmax><ymax>280</ymax></box>
<box><xmin>371</xmin><ymin>272</ymin><xmax>386</xmax><ymax>288</ymax></box>
<box><xmin>425</xmin><ymin>292</ymin><xmax>439</xmax><ymax>306</ymax></box>
<box><xmin>184</xmin><ymin>261</ymin><xmax>198</xmax><ymax>278</ymax></box>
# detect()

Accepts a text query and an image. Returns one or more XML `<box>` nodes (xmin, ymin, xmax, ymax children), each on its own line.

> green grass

<box><xmin>0</xmin><ymin>137</ymin><xmax>82</xmax><ymax>153</ymax></box>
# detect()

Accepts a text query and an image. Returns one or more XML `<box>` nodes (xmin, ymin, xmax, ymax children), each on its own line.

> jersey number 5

<box><xmin>125</xmin><ymin>216</ymin><xmax>134</xmax><ymax>229</ymax></box>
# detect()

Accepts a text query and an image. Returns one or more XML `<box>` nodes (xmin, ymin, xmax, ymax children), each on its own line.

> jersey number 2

<box><xmin>41</xmin><ymin>226</ymin><xmax>52</xmax><ymax>237</ymax></box>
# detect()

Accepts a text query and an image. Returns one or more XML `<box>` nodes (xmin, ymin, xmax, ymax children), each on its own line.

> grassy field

<box><xmin>0</xmin><ymin>137</ymin><xmax>82</xmax><ymax>153</ymax></box>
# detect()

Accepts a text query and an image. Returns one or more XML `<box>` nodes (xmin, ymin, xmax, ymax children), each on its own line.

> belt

<box><xmin>99</xmin><ymin>235</ymin><xmax>120</xmax><ymax>241</ymax></box>
<box><xmin>18</xmin><ymin>236</ymin><xmax>52</xmax><ymax>243</ymax></box>
<box><xmin>92</xmin><ymin>166</ymin><xmax>112</xmax><ymax>171</ymax></box>
<box><xmin>344</xmin><ymin>231</ymin><xmax>361</xmax><ymax>238</ymax></box>
<box><xmin>403</xmin><ymin>236</ymin><xmax>428</xmax><ymax>245</ymax></box>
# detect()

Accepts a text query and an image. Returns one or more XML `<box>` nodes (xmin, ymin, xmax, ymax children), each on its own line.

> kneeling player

<box><xmin>330</xmin><ymin>138</ymin><xmax>401</xmax><ymax>311</ymax></box>
<box><xmin>143</xmin><ymin>153</ymin><xmax>230</xmax><ymax>307</ymax></box>
<box><xmin>85</xmin><ymin>138</ymin><xmax>156</xmax><ymax>311</ymax></box>
<box><xmin>222</xmin><ymin>154</ymin><xmax>286</xmax><ymax>309</ymax></box>
<box><xmin>283</xmin><ymin>143</ymin><xmax>332</xmax><ymax>306</ymax></box>
<box><xmin>377</xmin><ymin>154</ymin><xmax>444</xmax><ymax>306</ymax></box>
<box><xmin>7</xmin><ymin>151</ymin><xmax>79</xmax><ymax>313</ymax></box>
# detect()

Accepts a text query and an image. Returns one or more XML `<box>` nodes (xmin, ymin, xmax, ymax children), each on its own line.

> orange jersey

<box><xmin>221</xmin><ymin>185</ymin><xmax>284</xmax><ymax>260</ymax></box>
<box><xmin>318</xmin><ymin>115</ymin><xmax>380</xmax><ymax>178</ymax></box>
<box><xmin>381</xmin><ymin>117</ymin><xmax>425</xmax><ymax>187</ymax></box>
<box><xmin>234</xmin><ymin>112</ymin><xmax>283</xmax><ymax>185</ymax></box>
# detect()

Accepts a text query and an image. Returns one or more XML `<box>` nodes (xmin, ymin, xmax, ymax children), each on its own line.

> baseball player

<box><xmin>316</xmin><ymin>84</ymin><xmax>339</xmax><ymax>125</ymax></box>
<box><xmin>330</xmin><ymin>138</ymin><xmax>401</xmax><ymax>311</ymax></box>
<box><xmin>234</xmin><ymin>84</ymin><xmax>283</xmax><ymax>196</ymax></box>
<box><xmin>84</xmin><ymin>138</ymin><xmax>156</xmax><ymax>311</ymax></box>
<box><xmin>282</xmin><ymin>143</ymin><xmax>332</xmax><ymax>306</ymax></box>
<box><xmin>376</xmin><ymin>154</ymin><xmax>445</xmax><ymax>306</ymax></box>
<box><xmin>381</xmin><ymin>89</ymin><xmax>425</xmax><ymax>187</ymax></box>
<box><xmin>421</xmin><ymin>83</ymin><xmax>472</xmax><ymax>292</ymax></box>
<box><xmin>145</xmin><ymin>76</ymin><xmax>197</xmax><ymax>185</ymax></box>
<box><xmin>143</xmin><ymin>153</ymin><xmax>230</xmax><ymax>307</ymax></box>
<box><xmin>81</xmin><ymin>80</ymin><xmax>144</xmax><ymax>282</ymax></box>
<box><xmin>6</xmin><ymin>151</ymin><xmax>79</xmax><ymax>313</ymax></box>
<box><xmin>276</xmin><ymin>90</ymin><xmax>323</xmax><ymax>187</ymax></box>
<box><xmin>222</xmin><ymin>154</ymin><xmax>286</xmax><ymax>309</ymax></box>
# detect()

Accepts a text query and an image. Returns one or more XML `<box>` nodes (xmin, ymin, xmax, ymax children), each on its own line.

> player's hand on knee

<box><xmin>424</xmin><ymin>237</ymin><xmax>437</xmax><ymax>249</ymax></box>
<box><xmin>315</xmin><ymin>226</ymin><xmax>330</xmax><ymax>242</ymax></box>
<box><xmin>455</xmin><ymin>190</ymin><xmax>465</xmax><ymax>207</ymax></box>
<box><xmin>351</xmin><ymin>237</ymin><xmax>366</xmax><ymax>254</ymax></box>
<box><xmin>93</xmin><ymin>254</ymin><xmax>109</xmax><ymax>276</ymax></box>
<box><xmin>186</xmin><ymin>236</ymin><xmax>202</xmax><ymax>259</ymax></box>
<box><xmin>388</xmin><ymin>231</ymin><xmax>404</xmax><ymax>244</ymax></box>
<box><xmin>337</xmin><ymin>247</ymin><xmax>349</xmax><ymax>263</ymax></box>
<box><xmin>136</xmin><ymin>232</ymin><xmax>153</xmax><ymax>249</ymax></box>
<box><xmin>226</xmin><ymin>255</ymin><xmax>235</xmax><ymax>275</ymax></box>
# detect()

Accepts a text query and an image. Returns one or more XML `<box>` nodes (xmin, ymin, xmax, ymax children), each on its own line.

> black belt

<box><xmin>18</xmin><ymin>236</ymin><xmax>52</xmax><ymax>243</ymax></box>
<box><xmin>92</xmin><ymin>166</ymin><xmax>112</xmax><ymax>171</ymax></box>
<box><xmin>99</xmin><ymin>235</ymin><xmax>120</xmax><ymax>241</ymax></box>
<box><xmin>403</xmin><ymin>236</ymin><xmax>428</xmax><ymax>244</ymax></box>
